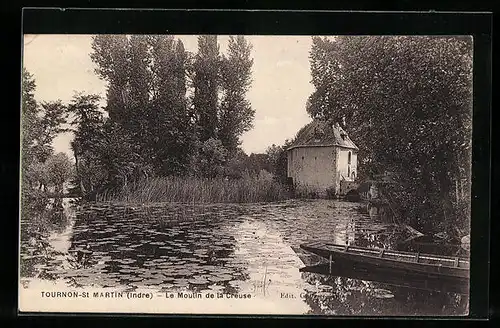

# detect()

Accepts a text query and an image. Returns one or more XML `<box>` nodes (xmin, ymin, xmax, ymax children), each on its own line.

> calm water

<box><xmin>20</xmin><ymin>199</ymin><xmax>469</xmax><ymax>316</ymax></box>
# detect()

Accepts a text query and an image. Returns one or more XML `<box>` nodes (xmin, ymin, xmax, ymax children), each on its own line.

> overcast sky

<box><xmin>22</xmin><ymin>34</ymin><xmax>314</xmax><ymax>156</ymax></box>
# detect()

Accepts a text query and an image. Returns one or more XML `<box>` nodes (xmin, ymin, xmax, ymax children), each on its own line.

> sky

<box><xmin>22</xmin><ymin>34</ymin><xmax>314</xmax><ymax>157</ymax></box>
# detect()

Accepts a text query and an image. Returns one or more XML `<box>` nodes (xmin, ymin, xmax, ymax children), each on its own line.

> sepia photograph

<box><xmin>19</xmin><ymin>33</ymin><xmax>472</xmax><ymax>316</ymax></box>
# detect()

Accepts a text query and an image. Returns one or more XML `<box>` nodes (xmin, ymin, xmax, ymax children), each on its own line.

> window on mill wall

<box><xmin>348</xmin><ymin>151</ymin><xmax>351</xmax><ymax>164</ymax></box>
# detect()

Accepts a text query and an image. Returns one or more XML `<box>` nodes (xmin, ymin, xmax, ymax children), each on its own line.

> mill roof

<box><xmin>287</xmin><ymin>119</ymin><xmax>359</xmax><ymax>151</ymax></box>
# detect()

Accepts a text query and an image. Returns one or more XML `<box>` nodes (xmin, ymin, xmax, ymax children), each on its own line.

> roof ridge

<box><xmin>290</xmin><ymin>119</ymin><xmax>358</xmax><ymax>150</ymax></box>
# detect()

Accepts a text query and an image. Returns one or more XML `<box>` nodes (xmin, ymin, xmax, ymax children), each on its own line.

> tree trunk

<box><xmin>73</xmin><ymin>151</ymin><xmax>86</xmax><ymax>195</ymax></box>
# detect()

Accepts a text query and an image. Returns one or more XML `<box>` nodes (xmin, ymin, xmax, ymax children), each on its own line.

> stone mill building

<box><xmin>286</xmin><ymin>119</ymin><xmax>359</xmax><ymax>197</ymax></box>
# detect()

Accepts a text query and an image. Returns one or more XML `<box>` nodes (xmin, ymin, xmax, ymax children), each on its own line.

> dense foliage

<box><xmin>66</xmin><ymin>35</ymin><xmax>257</xmax><ymax>198</ymax></box>
<box><xmin>20</xmin><ymin>69</ymin><xmax>74</xmax><ymax>233</ymax></box>
<box><xmin>306</xmin><ymin>36</ymin><xmax>472</xmax><ymax>234</ymax></box>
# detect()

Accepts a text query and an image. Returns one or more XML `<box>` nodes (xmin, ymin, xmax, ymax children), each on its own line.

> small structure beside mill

<box><xmin>286</xmin><ymin>119</ymin><xmax>358</xmax><ymax>197</ymax></box>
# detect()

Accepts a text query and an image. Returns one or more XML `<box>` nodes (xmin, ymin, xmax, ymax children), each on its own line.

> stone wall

<box><xmin>287</xmin><ymin>146</ymin><xmax>336</xmax><ymax>195</ymax></box>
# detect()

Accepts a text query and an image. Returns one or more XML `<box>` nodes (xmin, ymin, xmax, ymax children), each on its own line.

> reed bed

<box><xmin>96</xmin><ymin>176</ymin><xmax>290</xmax><ymax>204</ymax></box>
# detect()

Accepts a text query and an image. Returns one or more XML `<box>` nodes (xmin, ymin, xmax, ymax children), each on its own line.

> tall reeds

<box><xmin>96</xmin><ymin>175</ymin><xmax>290</xmax><ymax>204</ymax></box>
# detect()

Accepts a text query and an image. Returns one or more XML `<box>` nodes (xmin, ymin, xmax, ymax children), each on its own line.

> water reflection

<box><xmin>19</xmin><ymin>199</ymin><xmax>469</xmax><ymax>315</ymax></box>
<box><xmin>299</xmin><ymin>269</ymin><xmax>468</xmax><ymax>316</ymax></box>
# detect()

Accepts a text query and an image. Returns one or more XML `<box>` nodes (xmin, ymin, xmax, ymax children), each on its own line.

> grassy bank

<box><xmin>96</xmin><ymin>176</ymin><xmax>291</xmax><ymax>204</ymax></box>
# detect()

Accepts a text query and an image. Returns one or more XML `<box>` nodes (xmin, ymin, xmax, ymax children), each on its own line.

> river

<box><xmin>19</xmin><ymin>199</ymin><xmax>469</xmax><ymax>316</ymax></box>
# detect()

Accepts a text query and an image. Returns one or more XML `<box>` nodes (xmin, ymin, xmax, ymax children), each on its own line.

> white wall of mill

<box><xmin>336</xmin><ymin>148</ymin><xmax>358</xmax><ymax>181</ymax></box>
<box><xmin>287</xmin><ymin>146</ymin><xmax>336</xmax><ymax>193</ymax></box>
<box><xmin>287</xmin><ymin>146</ymin><xmax>358</xmax><ymax>196</ymax></box>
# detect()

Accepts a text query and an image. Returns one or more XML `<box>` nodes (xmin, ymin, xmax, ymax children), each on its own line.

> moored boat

<box><xmin>300</xmin><ymin>241</ymin><xmax>469</xmax><ymax>279</ymax></box>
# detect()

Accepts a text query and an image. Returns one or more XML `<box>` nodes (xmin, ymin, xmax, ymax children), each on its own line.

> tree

<box><xmin>148</xmin><ymin>36</ymin><xmax>196</xmax><ymax>176</ymax></box>
<box><xmin>21</xmin><ymin>68</ymin><xmax>40</xmax><ymax>170</ymax></box>
<box><xmin>195</xmin><ymin>138</ymin><xmax>228</xmax><ymax>178</ymax></box>
<box><xmin>21</xmin><ymin>69</ymin><xmax>67</xmax><ymax>188</ymax></box>
<box><xmin>86</xmin><ymin>34</ymin><xmax>256</xmax><ymax>184</ymax></box>
<box><xmin>266</xmin><ymin>139</ymin><xmax>294</xmax><ymax>184</ymax></box>
<box><xmin>223</xmin><ymin>148</ymin><xmax>249</xmax><ymax>179</ymax></box>
<box><xmin>265</xmin><ymin>144</ymin><xmax>282</xmax><ymax>176</ymax></box>
<box><xmin>21</xmin><ymin>69</ymin><xmax>67</xmax><ymax>164</ymax></box>
<box><xmin>218</xmin><ymin>36</ymin><xmax>255</xmax><ymax>155</ymax></box>
<box><xmin>66</xmin><ymin>93</ymin><xmax>105</xmax><ymax>194</ymax></box>
<box><xmin>33</xmin><ymin>101</ymin><xmax>67</xmax><ymax>162</ymax></box>
<box><xmin>246</xmin><ymin>153</ymin><xmax>272</xmax><ymax>177</ymax></box>
<box><xmin>27</xmin><ymin>160</ymin><xmax>49</xmax><ymax>191</ymax></box>
<box><xmin>45</xmin><ymin>152</ymin><xmax>74</xmax><ymax>194</ymax></box>
<box><xmin>90</xmin><ymin>35</ymin><xmax>130</xmax><ymax>122</ymax></box>
<box><xmin>20</xmin><ymin>69</ymin><xmax>68</xmax><ymax>228</ymax></box>
<box><xmin>91</xmin><ymin>35</ymin><xmax>198</xmax><ymax>179</ymax></box>
<box><xmin>125</xmin><ymin>34</ymin><xmax>153</xmax><ymax>159</ymax></box>
<box><xmin>307</xmin><ymin>36</ymin><xmax>473</xmax><ymax>232</ymax></box>
<box><xmin>193</xmin><ymin>35</ymin><xmax>220</xmax><ymax>143</ymax></box>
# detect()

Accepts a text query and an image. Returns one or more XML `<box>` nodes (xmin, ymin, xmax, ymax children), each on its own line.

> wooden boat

<box><xmin>300</xmin><ymin>241</ymin><xmax>470</xmax><ymax>279</ymax></box>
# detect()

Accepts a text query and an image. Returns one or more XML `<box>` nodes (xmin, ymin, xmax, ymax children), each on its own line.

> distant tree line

<box><xmin>305</xmin><ymin>36</ymin><xmax>473</xmax><ymax>234</ymax></box>
<box><xmin>21</xmin><ymin>68</ymin><xmax>74</xmax><ymax>231</ymax></box>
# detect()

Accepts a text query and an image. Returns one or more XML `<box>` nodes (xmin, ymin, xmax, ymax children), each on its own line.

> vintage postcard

<box><xmin>19</xmin><ymin>34</ymin><xmax>472</xmax><ymax>315</ymax></box>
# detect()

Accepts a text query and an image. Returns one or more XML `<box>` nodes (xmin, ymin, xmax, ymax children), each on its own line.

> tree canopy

<box><xmin>63</xmin><ymin>35</ymin><xmax>257</xmax><ymax>197</ymax></box>
<box><xmin>306</xmin><ymin>36</ymin><xmax>472</xmax><ymax>232</ymax></box>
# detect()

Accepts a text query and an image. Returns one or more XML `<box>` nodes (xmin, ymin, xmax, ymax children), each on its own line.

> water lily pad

<box><xmin>228</xmin><ymin>280</ymin><xmax>245</xmax><ymax>288</ymax></box>
<box><xmin>125</xmin><ymin>275</ymin><xmax>143</xmax><ymax>282</ymax></box>
<box><xmin>372</xmin><ymin>289</ymin><xmax>394</xmax><ymax>299</ymax></box>
<box><xmin>143</xmin><ymin>278</ymin><xmax>164</xmax><ymax>285</ymax></box>
<box><xmin>208</xmin><ymin>275</ymin><xmax>232</xmax><ymax>283</ymax></box>
<box><xmin>117</xmin><ymin>259</ymin><xmax>136</xmax><ymax>264</ymax></box>
<box><xmin>159</xmin><ymin>284</ymin><xmax>175</xmax><ymax>290</ymax></box>
<box><xmin>208</xmin><ymin>284</ymin><xmax>224</xmax><ymax>291</ymax></box>
<box><xmin>318</xmin><ymin>285</ymin><xmax>333</xmax><ymax>292</ymax></box>
<box><xmin>128</xmin><ymin>244</ymin><xmax>143</xmax><ymax>249</ymax></box>
<box><xmin>173</xmin><ymin>278</ymin><xmax>189</xmax><ymax>287</ymax></box>
<box><xmin>188</xmin><ymin>277</ymin><xmax>209</xmax><ymax>285</ymax></box>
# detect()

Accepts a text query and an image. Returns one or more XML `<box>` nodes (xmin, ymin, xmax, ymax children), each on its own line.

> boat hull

<box><xmin>300</xmin><ymin>242</ymin><xmax>469</xmax><ymax>279</ymax></box>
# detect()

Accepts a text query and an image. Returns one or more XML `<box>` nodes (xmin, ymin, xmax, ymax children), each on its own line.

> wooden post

<box><xmin>329</xmin><ymin>254</ymin><xmax>332</xmax><ymax>274</ymax></box>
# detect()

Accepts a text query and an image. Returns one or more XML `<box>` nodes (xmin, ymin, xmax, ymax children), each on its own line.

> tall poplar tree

<box><xmin>127</xmin><ymin>34</ymin><xmax>151</xmax><ymax>151</ymax></box>
<box><xmin>218</xmin><ymin>36</ymin><xmax>255</xmax><ymax>155</ymax></box>
<box><xmin>193</xmin><ymin>35</ymin><xmax>220</xmax><ymax>143</ymax></box>
<box><xmin>149</xmin><ymin>36</ymin><xmax>194</xmax><ymax>175</ymax></box>
<box><xmin>91</xmin><ymin>35</ymin><xmax>197</xmax><ymax>178</ymax></box>
<box><xmin>90</xmin><ymin>35</ymin><xmax>130</xmax><ymax>123</ymax></box>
